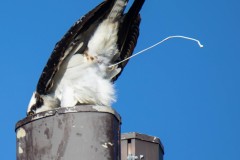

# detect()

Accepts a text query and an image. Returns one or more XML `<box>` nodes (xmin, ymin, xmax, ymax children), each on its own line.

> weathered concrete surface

<box><xmin>16</xmin><ymin>105</ymin><xmax>121</xmax><ymax>160</ymax></box>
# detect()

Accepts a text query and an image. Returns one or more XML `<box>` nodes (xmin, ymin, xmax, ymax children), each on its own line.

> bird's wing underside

<box><xmin>112</xmin><ymin>0</ymin><xmax>145</xmax><ymax>81</ymax></box>
<box><xmin>36</xmin><ymin>0</ymin><xmax>116</xmax><ymax>95</ymax></box>
<box><xmin>36</xmin><ymin>0</ymin><xmax>145</xmax><ymax>93</ymax></box>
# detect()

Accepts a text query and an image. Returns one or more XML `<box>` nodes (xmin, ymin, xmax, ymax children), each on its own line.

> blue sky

<box><xmin>1</xmin><ymin>0</ymin><xmax>240</xmax><ymax>159</ymax></box>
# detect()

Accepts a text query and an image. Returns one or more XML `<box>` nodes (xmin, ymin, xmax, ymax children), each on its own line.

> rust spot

<box><xmin>44</xmin><ymin>128</ymin><xmax>50</xmax><ymax>139</ymax></box>
<box><xmin>76</xmin><ymin>133</ymin><xmax>82</xmax><ymax>137</ymax></box>
<box><xmin>58</xmin><ymin>119</ymin><xmax>63</xmax><ymax>129</ymax></box>
<box><xmin>56</xmin><ymin>115</ymin><xmax>71</xmax><ymax>159</ymax></box>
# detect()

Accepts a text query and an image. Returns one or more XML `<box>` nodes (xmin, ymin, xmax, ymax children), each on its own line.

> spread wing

<box><xmin>36</xmin><ymin>0</ymin><xmax>116</xmax><ymax>95</ymax></box>
<box><xmin>112</xmin><ymin>0</ymin><xmax>145</xmax><ymax>81</ymax></box>
<box><xmin>36</xmin><ymin>0</ymin><xmax>145</xmax><ymax>93</ymax></box>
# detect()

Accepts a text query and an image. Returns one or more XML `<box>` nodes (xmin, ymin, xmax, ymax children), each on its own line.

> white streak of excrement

<box><xmin>109</xmin><ymin>35</ymin><xmax>203</xmax><ymax>68</ymax></box>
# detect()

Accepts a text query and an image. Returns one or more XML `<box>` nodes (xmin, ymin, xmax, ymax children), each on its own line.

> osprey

<box><xmin>27</xmin><ymin>0</ymin><xmax>145</xmax><ymax>115</ymax></box>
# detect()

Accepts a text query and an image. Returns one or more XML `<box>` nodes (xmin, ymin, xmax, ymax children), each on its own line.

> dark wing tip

<box><xmin>112</xmin><ymin>0</ymin><xmax>145</xmax><ymax>81</ymax></box>
<box><xmin>112</xmin><ymin>15</ymin><xmax>141</xmax><ymax>81</ymax></box>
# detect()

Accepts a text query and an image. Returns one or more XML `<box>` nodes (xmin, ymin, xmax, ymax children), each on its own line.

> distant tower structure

<box><xmin>121</xmin><ymin>132</ymin><xmax>164</xmax><ymax>160</ymax></box>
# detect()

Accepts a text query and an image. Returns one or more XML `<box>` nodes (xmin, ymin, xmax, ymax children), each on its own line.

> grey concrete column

<box><xmin>15</xmin><ymin>105</ymin><xmax>121</xmax><ymax>160</ymax></box>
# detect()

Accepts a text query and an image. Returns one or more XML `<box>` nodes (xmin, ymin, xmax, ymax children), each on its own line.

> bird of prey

<box><xmin>27</xmin><ymin>0</ymin><xmax>145</xmax><ymax>116</ymax></box>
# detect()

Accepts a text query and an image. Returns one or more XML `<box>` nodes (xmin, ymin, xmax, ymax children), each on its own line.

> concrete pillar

<box><xmin>15</xmin><ymin>105</ymin><xmax>121</xmax><ymax>160</ymax></box>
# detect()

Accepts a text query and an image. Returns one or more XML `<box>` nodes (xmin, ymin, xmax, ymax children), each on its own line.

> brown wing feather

<box><xmin>112</xmin><ymin>0</ymin><xmax>145</xmax><ymax>81</ymax></box>
<box><xmin>37</xmin><ymin>0</ymin><xmax>115</xmax><ymax>94</ymax></box>
<box><xmin>112</xmin><ymin>16</ymin><xmax>141</xmax><ymax>81</ymax></box>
